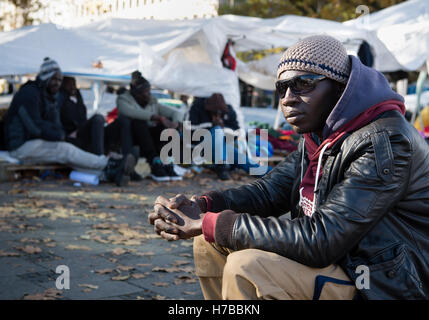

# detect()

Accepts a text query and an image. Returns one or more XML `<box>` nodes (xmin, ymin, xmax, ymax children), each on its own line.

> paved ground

<box><xmin>0</xmin><ymin>169</ymin><xmax>256</xmax><ymax>300</ymax></box>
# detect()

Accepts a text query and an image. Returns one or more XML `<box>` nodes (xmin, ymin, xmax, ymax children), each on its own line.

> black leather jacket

<box><xmin>205</xmin><ymin>110</ymin><xmax>429</xmax><ymax>299</ymax></box>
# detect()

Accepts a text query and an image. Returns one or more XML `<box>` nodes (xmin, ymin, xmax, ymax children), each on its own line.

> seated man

<box><xmin>3</xmin><ymin>57</ymin><xmax>136</xmax><ymax>187</ymax></box>
<box><xmin>105</xmin><ymin>71</ymin><xmax>183</xmax><ymax>182</ymax></box>
<box><xmin>150</xmin><ymin>36</ymin><xmax>429</xmax><ymax>300</ymax></box>
<box><xmin>59</xmin><ymin>76</ymin><xmax>105</xmax><ymax>155</ymax></box>
<box><xmin>188</xmin><ymin>93</ymin><xmax>266</xmax><ymax>180</ymax></box>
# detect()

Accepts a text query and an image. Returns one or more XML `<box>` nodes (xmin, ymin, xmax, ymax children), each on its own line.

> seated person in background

<box><xmin>188</xmin><ymin>93</ymin><xmax>264</xmax><ymax>180</ymax></box>
<box><xmin>59</xmin><ymin>76</ymin><xmax>105</xmax><ymax>155</ymax></box>
<box><xmin>3</xmin><ymin>57</ymin><xmax>137</xmax><ymax>187</ymax></box>
<box><xmin>150</xmin><ymin>36</ymin><xmax>429</xmax><ymax>300</ymax></box>
<box><xmin>105</xmin><ymin>71</ymin><xmax>183</xmax><ymax>182</ymax></box>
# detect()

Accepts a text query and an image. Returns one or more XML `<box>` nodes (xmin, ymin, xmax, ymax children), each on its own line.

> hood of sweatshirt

<box><xmin>322</xmin><ymin>55</ymin><xmax>404</xmax><ymax>140</ymax></box>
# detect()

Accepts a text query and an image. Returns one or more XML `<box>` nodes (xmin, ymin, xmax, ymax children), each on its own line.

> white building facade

<box><xmin>0</xmin><ymin>0</ymin><xmax>220</xmax><ymax>30</ymax></box>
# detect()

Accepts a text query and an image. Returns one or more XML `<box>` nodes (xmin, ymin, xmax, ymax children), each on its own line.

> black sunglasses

<box><xmin>276</xmin><ymin>74</ymin><xmax>327</xmax><ymax>97</ymax></box>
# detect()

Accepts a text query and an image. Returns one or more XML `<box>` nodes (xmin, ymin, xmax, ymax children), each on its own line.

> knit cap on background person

<box><xmin>130</xmin><ymin>70</ymin><xmax>150</xmax><ymax>90</ymax></box>
<box><xmin>38</xmin><ymin>57</ymin><xmax>61</xmax><ymax>82</ymax></box>
<box><xmin>277</xmin><ymin>35</ymin><xmax>351</xmax><ymax>84</ymax></box>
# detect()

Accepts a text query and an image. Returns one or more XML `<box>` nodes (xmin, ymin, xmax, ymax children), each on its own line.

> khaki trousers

<box><xmin>193</xmin><ymin>235</ymin><xmax>356</xmax><ymax>300</ymax></box>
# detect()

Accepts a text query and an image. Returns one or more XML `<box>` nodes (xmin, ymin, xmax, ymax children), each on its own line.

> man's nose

<box><xmin>281</xmin><ymin>87</ymin><xmax>300</xmax><ymax>106</ymax></box>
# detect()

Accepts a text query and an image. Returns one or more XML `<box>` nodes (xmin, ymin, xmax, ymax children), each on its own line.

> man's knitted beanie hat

<box><xmin>277</xmin><ymin>35</ymin><xmax>351</xmax><ymax>84</ymax></box>
<box><xmin>38</xmin><ymin>57</ymin><xmax>61</xmax><ymax>82</ymax></box>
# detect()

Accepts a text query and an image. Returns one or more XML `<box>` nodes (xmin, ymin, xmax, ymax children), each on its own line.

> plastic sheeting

<box><xmin>344</xmin><ymin>0</ymin><xmax>429</xmax><ymax>71</ymax></box>
<box><xmin>0</xmin><ymin>11</ymin><xmax>422</xmax><ymax>113</ymax></box>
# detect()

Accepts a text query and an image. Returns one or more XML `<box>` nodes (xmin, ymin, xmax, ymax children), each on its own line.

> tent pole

<box><xmin>273</xmin><ymin>99</ymin><xmax>283</xmax><ymax>129</ymax></box>
<box><xmin>91</xmin><ymin>80</ymin><xmax>105</xmax><ymax>113</ymax></box>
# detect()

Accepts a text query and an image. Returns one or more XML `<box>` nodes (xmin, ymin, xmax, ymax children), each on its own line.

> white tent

<box><xmin>0</xmin><ymin>14</ymin><xmax>392</xmax><ymax>96</ymax></box>
<box><xmin>0</xmin><ymin>13</ymin><xmax>408</xmax><ymax>129</ymax></box>
<box><xmin>344</xmin><ymin>0</ymin><xmax>429</xmax><ymax>72</ymax></box>
<box><xmin>224</xmin><ymin>14</ymin><xmax>399</xmax><ymax>90</ymax></box>
<box><xmin>0</xmin><ymin>18</ymin><xmax>247</xmax><ymax>128</ymax></box>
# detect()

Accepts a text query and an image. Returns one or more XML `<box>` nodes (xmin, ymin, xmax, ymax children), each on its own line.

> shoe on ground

<box><xmin>165</xmin><ymin>164</ymin><xmax>182</xmax><ymax>181</ymax></box>
<box><xmin>104</xmin><ymin>153</ymin><xmax>137</xmax><ymax>187</ymax></box>
<box><xmin>115</xmin><ymin>153</ymin><xmax>137</xmax><ymax>187</ymax></box>
<box><xmin>130</xmin><ymin>170</ymin><xmax>144</xmax><ymax>181</ymax></box>
<box><xmin>150</xmin><ymin>162</ymin><xmax>170</xmax><ymax>182</ymax></box>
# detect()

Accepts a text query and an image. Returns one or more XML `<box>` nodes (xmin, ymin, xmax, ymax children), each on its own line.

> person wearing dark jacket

<box><xmin>4</xmin><ymin>58</ymin><xmax>136</xmax><ymax>187</ymax></box>
<box><xmin>150</xmin><ymin>36</ymin><xmax>429</xmax><ymax>300</ymax></box>
<box><xmin>105</xmin><ymin>71</ymin><xmax>183</xmax><ymax>182</ymax></box>
<box><xmin>59</xmin><ymin>76</ymin><xmax>105</xmax><ymax>155</ymax></box>
<box><xmin>188</xmin><ymin>93</ymin><xmax>264</xmax><ymax>180</ymax></box>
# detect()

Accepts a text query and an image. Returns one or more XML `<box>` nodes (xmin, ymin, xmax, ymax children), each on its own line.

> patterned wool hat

<box><xmin>38</xmin><ymin>57</ymin><xmax>61</xmax><ymax>82</ymax></box>
<box><xmin>277</xmin><ymin>35</ymin><xmax>351</xmax><ymax>84</ymax></box>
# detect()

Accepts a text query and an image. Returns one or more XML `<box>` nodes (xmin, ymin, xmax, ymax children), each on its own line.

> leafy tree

<box><xmin>219</xmin><ymin>0</ymin><xmax>407</xmax><ymax>22</ymax></box>
<box><xmin>5</xmin><ymin>0</ymin><xmax>45</xmax><ymax>27</ymax></box>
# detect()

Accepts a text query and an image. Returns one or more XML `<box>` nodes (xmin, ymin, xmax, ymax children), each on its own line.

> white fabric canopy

<box><xmin>344</xmin><ymin>0</ymin><xmax>429</xmax><ymax>71</ymax></box>
<box><xmin>0</xmin><ymin>10</ymin><xmax>419</xmax><ymax>110</ymax></box>
<box><xmin>225</xmin><ymin>14</ymin><xmax>392</xmax><ymax>90</ymax></box>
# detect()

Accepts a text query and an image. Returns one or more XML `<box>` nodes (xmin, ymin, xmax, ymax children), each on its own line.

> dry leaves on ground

<box><xmin>0</xmin><ymin>250</ymin><xmax>20</xmax><ymax>257</ymax></box>
<box><xmin>14</xmin><ymin>245</ymin><xmax>42</xmax><ymax>254</ymax></box>
<box><xmin>174</xmin><ymin>275</ymin><xmax>198</xmax><ymax>285</ymax></box>
<box><xmin>116</xmin><ymin>265</ymin><xmax>135</xmax><ymax>272</ymax></box>
<box><xmin>78</xmin><ymin>284</ymin><xmax>99</xmax><ymax>290</ymax></box>
<box><xmin>153</xmin><ymin>282</ymin><xmax>169</xmax><ymax>287</ymax></box>
<box><xmin>95</xmin><ymin>268</ymin><xmax>114</xmax><ymax>275</ymax></box>
<box><xmin>131</xmin><ymin>273</ymin><xmax>148</xmax><ymax>279</ymax></box>
<box><xmin>65</xmin><ymin>245</ymin><xmax>92</xmax><ymax>251</ymax></box>
<box><xmin>111</xmin><ymin>247</ymin><xmax>128</xmax><ymax>256</ymax></box>
<box><xmin>23</xmin><ymin>288</ymin><xmax>62</xmax><ymax>300</ymax></box>
<box><xmin>111</xmin><ymin>275</ymin><xmax>130</xmax><ymax>281</ymax></box>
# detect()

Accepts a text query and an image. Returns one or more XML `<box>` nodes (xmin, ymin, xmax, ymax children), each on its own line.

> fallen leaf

<box><xmin>136</xmin><ymin>263</ymin><xmax>152</xmax><ymax>268</ymax></box>
<box><xmin>111</xmin><ymin>248</ymin><xmax>127</xmax><ymax>256</ymax></box>
<box><xmin>137</xmin><ymin>251</ymin><xmax>154</xmax><ymax>257</ymax></box>
<box><xmin>152</xmin><ymin>294</ymin><xmax>166</xmax><ymax>300</ymax></box>
<box><xmin>78</xmin><ymin>284</ymin><xmax>99</xmax><ymax>290</ymax></box>
<box><xmin>15</xmin><ymin>245</ymin><xmax>42</xmax><ymax>254</ymax></box>
<box><xmin>183</xmin><ymin>291</ymin><xmax>197</xmax><ymax>295</ymax></box>
<box><xmin>174</xmin><ymin>275</ymin><xmax>197</xmax><ymax>285</ymax></box>
<box><xmin>111</xmin><ymin>275</ymin><xmax>130</xmax><ymax>281</ymax></box>
<box><xmin>153</xmin><ymin>282</ymin><xmax>169</xmax><ymax>287</ymax></box>
<box><xmin>173</xmin><ymin>260</ymin><xmax>190</xmax><ymax>266</ymax></box>
<box><xmin>8</xmin><ymin>189</ymin><xmax>27</xmax><ymax>195</ymax></box>
<box><xmin>95</xmin><ymin>269</ymin><xmax>113</xmax><ymax>274</ymax></box>
<box><xmin>65</xmin><ymin>245</ymin><xmax>92</xmax><ymax>251</ymax></box>
<box><xmin>0</xmin><ymin>250</ymin><xmax>20</xmax><ymax>257</ymax></box>
<box><xmin>19</xmin><ymin>238</ymin><xmax>40</xmax><ymax>244</ymax></box>
<box><xmin>23</xmin><ymin>288</ymin><xmax>62</xmax><ymax>300</ymax></box>
<box><xmin>116</xmin><ymin>265</ymin><xmax>135</xmax><ymax>272</ymax></box>
<box><xmin>131</xmin><ymin>273</ymin><xmax>147</xmax><ymax>279</ymax></box>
